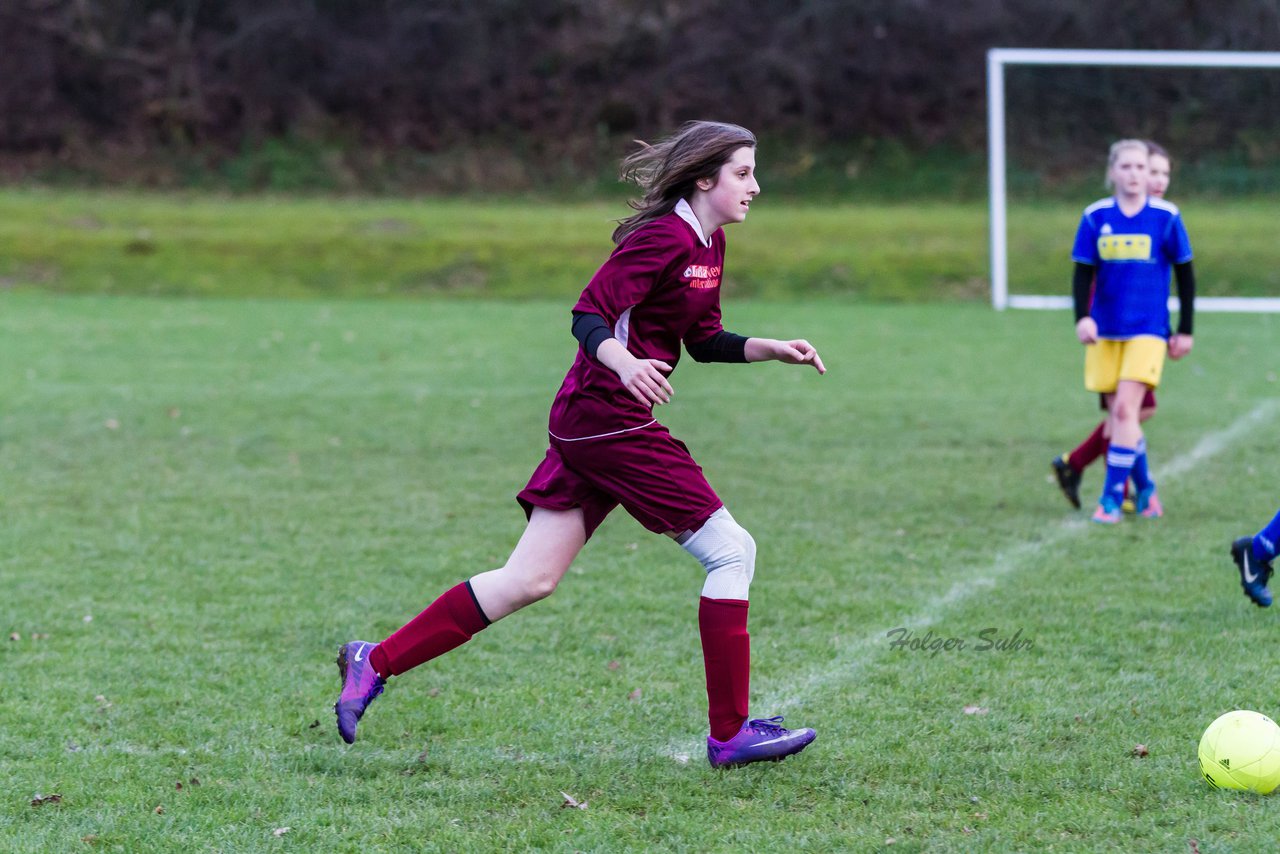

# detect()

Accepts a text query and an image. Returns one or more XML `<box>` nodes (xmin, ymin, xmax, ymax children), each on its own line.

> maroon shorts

<box><xmin>517</xmin><ymin>423</ymin><xmax>723</xmax><ymax>539</ymax></box>
<box><xmin>1097</xmin><ymin>388</ymin><xmax>1158</xmax><ymax>411</ymax></box>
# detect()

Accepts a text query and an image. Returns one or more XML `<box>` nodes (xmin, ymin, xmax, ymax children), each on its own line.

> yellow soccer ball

<box><xmin>1199</xmin><ymin>710</ymin><xmax>1280</xmax><ymax>794</ymax></box>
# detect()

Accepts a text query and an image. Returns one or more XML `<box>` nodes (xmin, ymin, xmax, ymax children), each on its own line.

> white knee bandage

<box><xmin>680</xmin><ymin>507</ymin><xmax>756</xmax><ymax>600</ymax></box>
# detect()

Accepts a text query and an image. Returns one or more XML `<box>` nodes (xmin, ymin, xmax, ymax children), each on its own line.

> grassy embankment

<box><xmin>1</xmin><ymin>189</ymin><xmax>1275</xmax><ymax>303</ymax></box>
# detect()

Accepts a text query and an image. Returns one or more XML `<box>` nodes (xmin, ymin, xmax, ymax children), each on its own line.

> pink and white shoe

<box><xmin>706</xmin><ymin>716</ymin><xmax>816</xmax><ymax>769</ymax></box>
<box><xmin>1091</xmin><ymin>498</ymin><xmax>1123</xmax><ymax>525</ymax></box>
<box><xmin>1136</xmin><ymin>486</ymin><xmax>1163</xmax><ymax>518</ymax></box>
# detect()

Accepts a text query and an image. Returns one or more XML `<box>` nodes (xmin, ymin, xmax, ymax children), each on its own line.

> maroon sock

<box><xmin>1068</xmin><ymin>421</ymin><xmax>1109</xmax><ymax>473</ymax></box>
<box><xmin>371</xmin><ymin>581</ymin><xmax>491</xmax><ymax>679</ymax></box>
<box><xmin>699</xmin><ymin>597</ymin><xmax>750</xmax><ymax>742</ymax></box>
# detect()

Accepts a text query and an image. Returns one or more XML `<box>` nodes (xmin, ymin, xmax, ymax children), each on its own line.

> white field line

<box><xmin>663</xmin><ymin>398</ymin><xmax>1280</xmax><ymax>762</ymax></box>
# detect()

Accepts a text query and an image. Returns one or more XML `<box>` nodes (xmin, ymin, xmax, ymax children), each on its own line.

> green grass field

<box><xmin>3</xmin><ymin>290</ymin><xmax>1280</xmax><ymax>852</ymax></box>
<box><xmin>1</xmin><ymin>190</ymin><xmax>1278</xmax><ymax>303</ymax></box>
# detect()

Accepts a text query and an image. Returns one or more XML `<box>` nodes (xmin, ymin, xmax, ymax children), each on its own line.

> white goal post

<box><xmin>987</xmin><ymin>47</ymin><xmax>1280</xmax><ymax>312</ymax></box>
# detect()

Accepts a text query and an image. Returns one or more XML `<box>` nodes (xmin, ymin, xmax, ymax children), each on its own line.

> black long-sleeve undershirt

<box><xmin>570</xmin><ymin>311</ymin><xmax>614</xmax><ymax>359</ymax></box>
<box><xmin>1173</xmin><ymin>261</ymin><xmax>1195</xmax><ymax>335</ymax></box>
<box><xmin>1072</xmin><ymin>262</ymin><xmax>1094</xmax><ymax>324</ymax></box>
<box><xmin>1072</xmin><ymin>260</ymin><xmax>1196</xmax><ymax>335</ymax></box>
<box><xmin>685</xmin><ymin>329</ymin><xmax>749</xmax><ymax>363</ymax></box>
<box><xmin>570</xmin><ymin>311</ymin><xmax>749</xmax><ymax>362</ymax></box>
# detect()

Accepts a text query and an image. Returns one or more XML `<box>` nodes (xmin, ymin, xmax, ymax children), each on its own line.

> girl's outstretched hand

<box><xmin>777</xmin><ymin>339</ymin><xmax>826</xmax><ymax>374</ymax></box>
<box><xmin>751</xmin><ymin>338</ymin><xmax>826</xmax><ymax>374</ymax></box>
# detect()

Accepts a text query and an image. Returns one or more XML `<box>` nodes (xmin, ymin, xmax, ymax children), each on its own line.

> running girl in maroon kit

<box><xmin>335</xmin><ymin>121</ymin><xmax>824</xmax><ymax>769</ymax></box>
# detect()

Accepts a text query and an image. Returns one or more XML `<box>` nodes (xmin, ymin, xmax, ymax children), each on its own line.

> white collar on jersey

<box><xmin>674</xmin><ymin>198</ymin><xmax>712</xmax><ymax>248</ymax></box>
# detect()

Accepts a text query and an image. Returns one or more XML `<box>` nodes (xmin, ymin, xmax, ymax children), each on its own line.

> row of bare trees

<box><xmin>3</xmin><ymin>0</ymin><xmax>1280</xmax><ymax>184</ymax></box>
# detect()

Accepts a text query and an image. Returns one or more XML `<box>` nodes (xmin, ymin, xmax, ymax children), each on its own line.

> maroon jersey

<box><xmin>548</xmin><ymin>201</ymin><xmax>727</xmax><ymax>441</ymax></box>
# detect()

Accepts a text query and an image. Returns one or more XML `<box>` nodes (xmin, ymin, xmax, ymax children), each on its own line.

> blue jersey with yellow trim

<box><xmin>1071</xmin><ymin>197</ymin><xmax>1193</xmax><ymax>339</ymax></box>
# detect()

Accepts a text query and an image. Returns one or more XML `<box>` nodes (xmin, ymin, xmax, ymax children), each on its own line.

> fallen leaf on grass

<box><xmin>628</xmin><ymin>688</ymin><xmax>642</xmax><ymax>702</ymax></box>
<box><xmin>1188</xmin><ymin>839</ymin><xmax>1201</xmax><ymax>854</ymax></box>
<box><xmin>8</xmin><ymin>632</ymin><xmax>18</xmax><ymax>641</ymax></box>
<box><xmin>962</xmin><ymin>705</ymin><xmax>989</xmax><ymax>716</ymax></box>
<box><xmin>175</xmin><ymin>781</ymin><xmax>183</xmax><ymax>791</ymax></box>
<box><xmin>607</xmin><ymin>660</ymin><xmax>620</xmax><ymax>671</ymax></box>
<box><xmin>560</xmin><ymin>791</ymin><xmax>588</xmax><ymax>810</ymax></box>
<box><xmin>153</xmin><ymin>805</ymin><xmax>164</xmax><ymax>814</ymax></box>
<box><xmin>1132</xmin><ymin>744</ymin><xmax>1149</xmax><ymax>757</ymax></box>
<box><xmin>31</xmin><ymin>793</ymin><xmax>62</xmax><ymax>806</ymax></box>
<box><xmin>273</xmin><ymin>827</ymin><xmax>291</xmax><ymax>837</ymax></box>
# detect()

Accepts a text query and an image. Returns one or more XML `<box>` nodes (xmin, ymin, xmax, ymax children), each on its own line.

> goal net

<box><xmin>988</xmin><ymin>48</ymin><xmax>1280</xmax><ymax>312</ymax></box>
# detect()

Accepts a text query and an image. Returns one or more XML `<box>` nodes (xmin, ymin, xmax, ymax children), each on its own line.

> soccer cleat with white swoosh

<box><xmin>335</xmin><ymin>640</ymin><xmax>385</xmax><ymax>744</ymax></box>
<box><xmin>706</xmin><ymin>716</ymin><xmax>816</xmax><ymax>769</ymax></box>
<box><xmin>1232</xmin><ymin>537</ymin><xmax>1274</xmax><ymax>608</ymax></box>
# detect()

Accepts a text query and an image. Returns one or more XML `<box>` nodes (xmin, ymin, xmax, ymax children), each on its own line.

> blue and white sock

<box><xmin>1253</xmin><ymin>508</ymin><xmax>1280</xmax><ymax>564</ymax></box>
<box><xmin>1129</xmin><ymin>438</ymin><xmax>1153</xmax><ymax>493</ymax></box>
<box><xmin>1100</xmin><ymin>444</ymin><xmax>1136</xmax><ymax>509</ymax></box>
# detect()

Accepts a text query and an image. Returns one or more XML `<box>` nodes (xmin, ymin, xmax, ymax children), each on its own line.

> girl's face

<box><xmin>696</xmin><ymin>146</ymin><xmax>760</xmax><ymax>229</ymax></box>
<box><xmin>1110</xmin><ymin>146</ymin><xmax>1149</xmax><ymax>201</ymax></box>
<box><xmin>1148</xmin><ymin>153</ymin><xmax>1171</xmax><ymax>198</ymax></box>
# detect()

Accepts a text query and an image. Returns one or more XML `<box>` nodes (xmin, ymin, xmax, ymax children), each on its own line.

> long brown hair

<box><xmin>612</xmin><ymin>121</ymin><xmax>757</xmax><ymax>244</ymax></box>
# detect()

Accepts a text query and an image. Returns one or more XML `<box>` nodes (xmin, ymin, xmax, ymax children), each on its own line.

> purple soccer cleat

<box><xmin>335</xmin><ymin>640</ymin><xmax>385</xmax><ymax>744</ymax></box>
<box><xmin>706</xmin><ymin>715</ymin><xmax>816</xmax><ymax>769</ymax></box>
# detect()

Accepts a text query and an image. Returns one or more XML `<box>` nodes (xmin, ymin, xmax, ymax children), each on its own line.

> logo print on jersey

<box><xmin>1097</xmin><ymin>234</ymin><xmax>1152</xmax><ymax>261</ymax></box>
<box><xmin>682</xmin><ymin>264</ymin><xmax>722</xmax><ymax>290</ymax></box>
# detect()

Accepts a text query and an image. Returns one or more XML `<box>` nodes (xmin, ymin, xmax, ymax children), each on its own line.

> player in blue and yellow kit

<box><xmin>1051</xmin><ymin>141</ymin><xmax>1172</xmax><ymax>511</ymax></box>
<box><xmin>1070</xmin><ymin>139</ymin><xmax>1196</xmax><ymax>524</ymax></box>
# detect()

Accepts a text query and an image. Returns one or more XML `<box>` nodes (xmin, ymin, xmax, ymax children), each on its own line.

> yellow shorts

<box><xmin>1084</xmin><ymin>336</ymin><xmax>1166</xmax><ymax>393</ymax></box>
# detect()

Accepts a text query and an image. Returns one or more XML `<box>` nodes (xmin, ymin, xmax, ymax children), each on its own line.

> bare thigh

<box><xmin>469</xmin><ymin>506</ymin><xmax>587</xmax><ymax>621</ymax></box>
